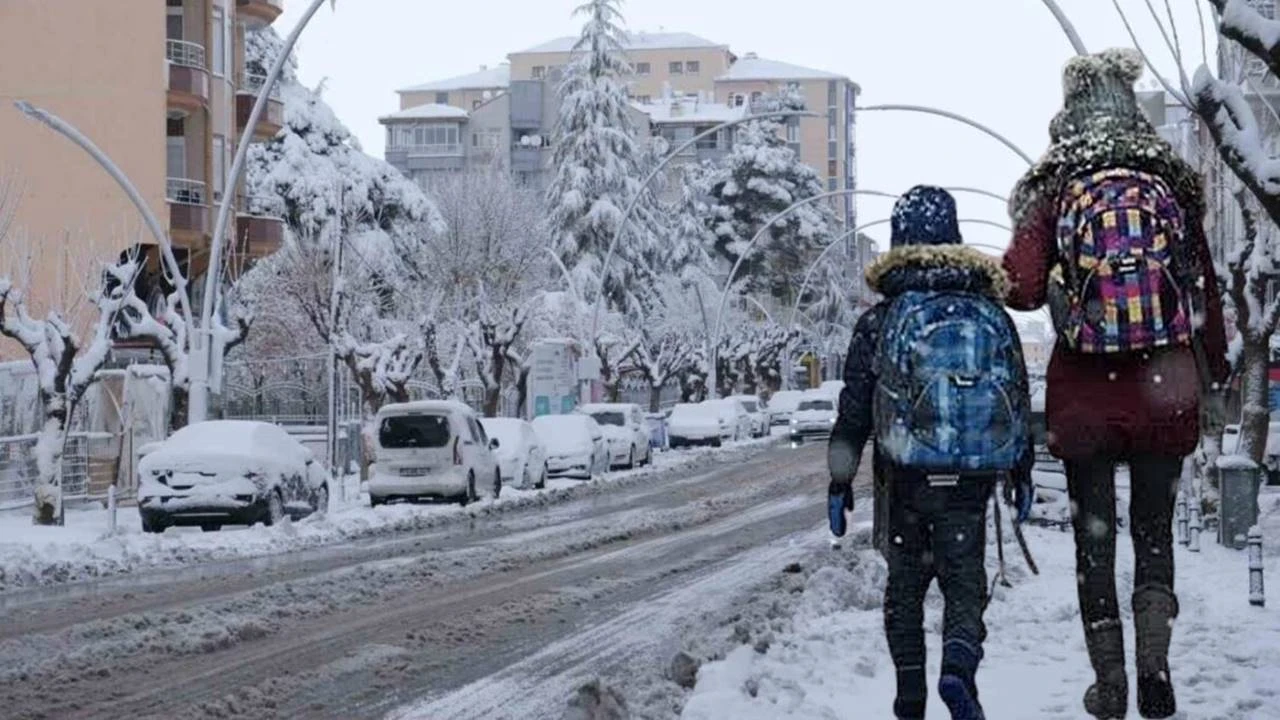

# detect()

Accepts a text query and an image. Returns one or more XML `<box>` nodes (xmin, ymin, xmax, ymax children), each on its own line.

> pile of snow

<box><xmin>681</xmin><ymin>511</ymin><xmax>1280</xmax><ymax>719</ymax></box>
<box><xmin>0</xmin><ymin>434</ymin><xmax>780</xmax><ymax>593</ymax></box>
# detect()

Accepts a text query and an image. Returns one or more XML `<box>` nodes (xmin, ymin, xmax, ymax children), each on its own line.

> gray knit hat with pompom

<box><xmin>1049</xmin><ymin>48</ymin><xmax>1152</xmax><ymax>142</ymax></box>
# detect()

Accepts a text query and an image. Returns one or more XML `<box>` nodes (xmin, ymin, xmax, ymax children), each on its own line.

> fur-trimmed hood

<box><xmin>865</xmin><ymin>244</ymin><xmax>1009</xmax><ymax>300</ymax></box>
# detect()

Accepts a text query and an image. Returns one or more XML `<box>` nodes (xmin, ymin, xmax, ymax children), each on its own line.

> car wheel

<box><xmin>370</xmin><ymin>495</ymin><xmax>385</xmax><ymax>508</ymax></box>
<box><xmin>200</xmin><ymin>523</ymin><xmax>222</xmax><ymax>533</ymax></box>
<box><xmin>264</xmin><ymin>490</ymin><xmax>285</xmax><ymax>527</ymax></box>
<box><xmin>537</xmin><ymin>465</ymin><xmax>548</xmax><ymax>489</ymax></box>
<box><xmin>626</xmin><ymin>446</ymin><xmax>636</xmax><ymax>470</ymax></box>
<box><xmin>312</xmin><ymin>485</ymin><xmax>329</xmax><ymax>517</ymax></box>
<box><xmin>492</xmin><ymin>471</ymin><xmax>502</xmax><ymax>500</ymax></box>
<box><xmin>712</xmin><ymin>438</ymin><xmax>722</xmax><ymax>448</ymax></box>
<box><xmin>141</xmin><ymin>516</ymin><xmax>165</xmax><ymax>534</ymax></box>
<box><xmin>459</xmin><ymin>472</ymin><xmax>476</xmax><ymax>507</ymax></box>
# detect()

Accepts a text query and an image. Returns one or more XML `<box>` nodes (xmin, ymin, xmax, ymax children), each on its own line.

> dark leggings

<box><xmin>884</xmin><ymin>476</ymin><xmax>993</xmax><ymax>673</ymax></box>
<box><xmin>1064</xmin><ymin>456</ymin><xmax>1181</xmax><ymax>626</ymax></box>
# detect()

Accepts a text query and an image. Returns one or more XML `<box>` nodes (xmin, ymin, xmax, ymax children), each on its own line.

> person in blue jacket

<box><xmin>828</xmin><ymin>186</ymin><xmax>1034</xmax><ymax>720</ymax></box>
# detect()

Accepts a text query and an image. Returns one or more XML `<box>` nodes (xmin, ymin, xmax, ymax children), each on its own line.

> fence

<box><xmin>0</xmin><ymin>433</ymin><xmax>98</xmax><ymax>511</ymax></box>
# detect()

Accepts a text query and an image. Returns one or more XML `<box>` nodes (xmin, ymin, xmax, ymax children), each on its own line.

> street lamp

<box><xmin>192</xmin><ymin>0</ymin><xmax>337</xmax><ymax>424</ymax></box>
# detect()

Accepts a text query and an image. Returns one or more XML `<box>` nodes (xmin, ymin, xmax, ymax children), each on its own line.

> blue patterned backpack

<box><xmin>873</xmin><ymin>291</ymin><xmax>1029</xmax><ymax>473</ymax></box>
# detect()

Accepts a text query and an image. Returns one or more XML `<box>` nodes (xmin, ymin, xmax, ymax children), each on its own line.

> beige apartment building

<box><xmin>0</xmin><ymin>0</ymin><xmax>286</xmax><ymax>341</ymax></box>
<box><xmin>385</xmin><ymin>32</ymin><xmax>859</xmax><ymax>229</ymax></box>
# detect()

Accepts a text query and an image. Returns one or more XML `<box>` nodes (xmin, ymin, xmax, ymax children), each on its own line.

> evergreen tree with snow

<box><xmin>699</xmin><ymin>87</ymin><xmax>835</xmax><ymax>299</ymax></box>
<box><xmin>546</xmin><ymin>0</ymin><xmax>665</xmax><ymax>311</ymax></box>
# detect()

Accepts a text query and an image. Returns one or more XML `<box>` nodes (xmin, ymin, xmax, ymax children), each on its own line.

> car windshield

<box><xmin>380</xmin><ymin>414</ymin><xmax>452</xmax><ymax>449</ymax></box>
<box><xmin>798</xmin><ymin>400</ymin><xmax>833</xmax><ymax>412</ymax></box>
<box><xmin>590</xmin><ymin>412</ymin><xmax>626</xmax><ymax>427</ymax></box>
<box><xmin>739</xmin><ymin>400</ymin><xmax>758</xmax><ymax>412</ymax></box>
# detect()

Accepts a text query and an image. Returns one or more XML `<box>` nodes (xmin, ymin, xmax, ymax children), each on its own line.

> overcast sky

<box><xmin>277</xmin><ymin>0</ymin><xmax>1214</xmax><ymax>266</ymax></box>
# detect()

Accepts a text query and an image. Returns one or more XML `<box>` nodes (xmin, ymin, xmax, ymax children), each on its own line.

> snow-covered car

<box><xmin>532</xmin><ymin>414</ymin><xmax>610</xmax><ymax>480</ymax></box>
<box><xmin>703</xmin><ymin>398</ymin><xmax>754</xmax><ymax>442</ymax></box>
<box><xmin>766</xmin><ymin>390</ymin><xmax>807</xmax><ymax>426</ymax></box>
<box><xmin>727</xmin><ymin>395</ymin><xmax>770</xmax><ymax>438</ymax></box>
<box><xmin>368</xmin><ymin>401</ymin><xmax>503</xmax><ymax>506</ymax></box>
<box><xmin>790</xmin><ymin>396</ymin><xmax>837</xmax><ymax>443</ymax></box>
<box><xmin>480</xmin><ymin>417</ymin><xmax>547</xmax><ymax>490</ymax></box>
<box><xmin>667</xmin><ymin>403</ymin><xmax>728</xmax><ymax>448</ymax></box>
<box><xmin>579</xmin><ymin>403</ymin><xmax>653</xmax><ymax>469</ymax></box>
<box><xmin>138</xmin><ymin>421</ymin><xmax>330</xmax><ymax>534</ymax></box>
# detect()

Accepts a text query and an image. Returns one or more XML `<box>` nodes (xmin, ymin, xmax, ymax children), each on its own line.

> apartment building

<box><xmin>0</xmin><ymin>0</ymin><xmax>287</xmax><ymax>326</ymax></box>
<box><xmin>382</xmin><ymin>32</ymin><xmax>859</xmax><ymax>229</ymax></box>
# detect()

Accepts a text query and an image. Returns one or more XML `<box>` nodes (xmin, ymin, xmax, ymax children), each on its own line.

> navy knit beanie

<box><xmin>890</xmin><ymin>186</ymin><xmax>962</xmax><ymax>248</ymax></box>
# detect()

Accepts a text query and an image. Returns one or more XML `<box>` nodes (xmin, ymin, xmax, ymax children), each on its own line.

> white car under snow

<box><xmin>579</xmin><ymin>403</ymin><xmax>653</xmax><ymax>469</ymax></box>
<box><xmin>667</xmin><ymin>403</ymin><xmax>729</xmax><ymax>448</ymax></box>
<box><xmin>481</xmin><ymin>417</ymin><xmax>548</xmax><ymax>490</ymax></box>
<box><xmin>790</xmin><ymin>396</ymin><xmax>837</xmax><ymax>444</ymax></box>
<box><xmin>532</xmin><ymin>414</ymin><xmax>611</xmax><ymax>480</ymax></box>
<box><xmin>138</xmin><ymin>420</ymin><xmax>330</xmax><ymax>533</ymax></box>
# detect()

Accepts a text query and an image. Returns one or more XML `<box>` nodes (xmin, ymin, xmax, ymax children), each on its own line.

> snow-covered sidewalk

<box><xmin>681</xmin><ymin>490</ymin><xmax>1280</xmax><ymax>720</ymax></box>
<box><xmin>0</xmin><ymin>435</ymin><xmax>780</xmax><ymax>593</ymax></box>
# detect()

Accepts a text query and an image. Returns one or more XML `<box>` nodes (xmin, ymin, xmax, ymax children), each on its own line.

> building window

<box><xmin>731</xmin><ymin>94</ymin><xmax>744</xmax><ymax>107</ymax></box>
<box><xmin>695</xmin><ymin>125</ymin><xmax>719</xmax><ymax>150</ymax></box>
<box><xmin>212</xmin><ymin>135</ymin><xmax>226</xmax><ymax>200</ymax></box>
<box><xmin>828</xmin><ymin>140</ymin><xmax>837</xmax><ymax>159</ymax></box>
<box><xmin>166</xmin><ymin>3</ymin><xmax>184</xmax><ymax>40</ymax></box>
<box><xmin>635</xmin><ymin>95</ymin><xmax>651</xmax><ymax>104</ymax></box>
<box><xmin>211</xmin><ymin>8</ymin><xmax>225</xmax><ymax>77</ymax></box>
<box><xmin>786</xmin><ymin>122</ymin><xmax>799</xmax><ymax>143</ymax></box>
<box><xmin>532</xmin><ymin>65</ymin><xmax>545</xmax><ymax>79</ymax></box>
<box><xmin>686</xmin><ymin>60</ymin><xmax>700</xmax><ymax>75</ymax></box>
<box><xmin>828</xmin><ymin>177</ymin><xmax>837</xmax><ymax>191</ymax></box>
<box><xmin>636</xmin><ymin>62</ymin><xmax>651</xmax><ymax>76</ymax></box>
<box><xmin>669</xmin><ymin>61</ymin><xmax>684</xmax><ymax>75</ymax></box>
<box><xmin>828</xmin><ymin>109</ymin><xmax>838</xmax><ymax>140</ymax></box>
<box><xmin>435</xmin><ymin>91</ymin><xmax>449</xmax><ymax>105</ymax></box>
<box><xmin>828</xmin><ymin>159</ymin><xmax>839</xmax><ymax>177</ymax></box>
<box><xmin>828</xmin><ymin>81</ymin><xmax>837</xmax><ymax>108</ymax></box>
<box><xmin>750</xmin><ymin>91</ymin><xmax>762</xmax><ymax>104</ymax></box>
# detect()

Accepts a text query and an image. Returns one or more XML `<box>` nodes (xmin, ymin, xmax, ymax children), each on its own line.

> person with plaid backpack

<box><xmin>1003</xmin><ymin>49</ymin><xmax>1229</xmax><ymax>720</ymax></box>
<box><xmin>829</xmin><ymin>186</ymin><xmax>1034</xmax><ymax>720</ymax></box>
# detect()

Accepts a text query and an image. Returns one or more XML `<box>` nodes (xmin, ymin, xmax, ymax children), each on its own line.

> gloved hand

<box><xmin>1003</xmin><ymin>473</ymin><xmax>1034</xmax><ymax>524</ymax></box>
<box><xmin>828</xmin><ymin>480</ymin><xmax>854</xmax><ymax>537</ymax></box>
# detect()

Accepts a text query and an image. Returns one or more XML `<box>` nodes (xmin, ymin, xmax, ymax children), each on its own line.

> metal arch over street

<box><xmin>857</xmin><ymin>104</ymin><xmax>1036</xmax><ymax>166</ymax></box>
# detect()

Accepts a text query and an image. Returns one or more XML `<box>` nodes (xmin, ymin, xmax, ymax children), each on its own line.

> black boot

<box><xmin>893</xmin><ymin>665</ymin><xmax>927</xmax><ymax>720</ymax></box>
<box><xmin>1083</xmin><ymin>619</ymin><xmax>1128</xmax><ymax>719</ymax></box>
<box><xmin>1134</xmin><ymin>585</ymin><xmax>1179</xmax><ymax>719</ymax></box>
<box><xmin>938</xmin><ymin>639</ymin><xmax>985</xmax><ymax>720</ymax></box>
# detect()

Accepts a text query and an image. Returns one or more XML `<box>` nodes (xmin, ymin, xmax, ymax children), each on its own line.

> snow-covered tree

<box><xmin>465</xmin><ymin>304</ymin><xmax>530</xmax><ymax>417</ymax></box>
<box><xmin>697</xmin><ymin>87</ymin><xmax>836</xmax><ymax>299</ymax></box>
<box><xmin>1109</xmin><ymin>0</ymin><xmax>1280</xmax><ymax>466</ymax></box>
<box><xmin>546</xmin><ymin>0</ymin><xmax>666</xmax><ymax>309</ymax></box>
<box><xmin>0</xmin><ymin>253</ymin><xmax>175</xmax><ymax>525</ymax></box>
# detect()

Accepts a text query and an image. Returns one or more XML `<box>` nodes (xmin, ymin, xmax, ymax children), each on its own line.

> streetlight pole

<box><xmin>190</xmin><ymin>0</ymin><xmax>336</xmax><ymax>424</ymax></box>
<box><xmin>13</xmin><ymin>102</ymin><xmax>194</xmax><ymax>333</ymax></box>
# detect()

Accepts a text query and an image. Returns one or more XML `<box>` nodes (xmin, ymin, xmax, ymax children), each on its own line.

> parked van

<box><xmin>368</xmin><ymin>401</ymin><xmax>502</xmax><ymax>506</ymax></box>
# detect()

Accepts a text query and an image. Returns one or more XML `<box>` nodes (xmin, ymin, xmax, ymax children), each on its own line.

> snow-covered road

<box><xmin>0</xmin><ymin>439</ymin><xmax>853</xmax><ymax>720</ymax></box>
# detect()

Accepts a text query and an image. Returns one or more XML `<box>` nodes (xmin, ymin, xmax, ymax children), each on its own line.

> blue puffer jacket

<box><xmin>827</xmin><ymin>244</ymin><xmax>1021</xmax><ymax>483</ymax></box>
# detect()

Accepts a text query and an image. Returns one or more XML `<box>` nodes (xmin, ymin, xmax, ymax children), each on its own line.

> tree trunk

<box><xmin>1239</xmin><ymin>336</ymin><xmax>1270</xmax><ymax>464</ymax></box>
<box><xmin>169</xmin><ymin>384</ymin><xmax>189</xmax><ymax>431</ymax></box>
<box><xmin>649</xmin><ymin>383</ymin><xmax>662</xmax><ymax>413</ymax></box>
<box><xmin>514</xmin><ymin>365</ymin><xmax>530</xmax><ymax>419</ymax></box>
<box><xmin>32</xmin><ymin>412</ymin><xmax>66</xmax><ymax>526</ymax></box>
<box><xmin>483</xmin><ymin>346</ymin><xmax>506</xmax><ymax>417</ymax></box>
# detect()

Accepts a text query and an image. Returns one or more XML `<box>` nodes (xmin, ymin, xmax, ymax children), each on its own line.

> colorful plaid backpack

<box><xmin>1055</xmin><ymin>168</ymin><xmax>1194</xmax><ymax>354</ymax></box>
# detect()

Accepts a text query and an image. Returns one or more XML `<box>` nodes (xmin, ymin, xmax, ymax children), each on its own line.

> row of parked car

<box><xmin>132</xmin><ymin>381</ymin><xmax>850</xmax><ymax>533</ymax></box>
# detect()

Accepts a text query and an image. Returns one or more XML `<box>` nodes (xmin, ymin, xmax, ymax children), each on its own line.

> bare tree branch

<box><xmin>1113</xmin><ymin>0</ymin><xmax>1193</xmax><ymax>108</ymax></box>
<box><xmin>1208</xmin><ymin>0</ymin><xmax>1280</xmax><ymax>80</ymax></box>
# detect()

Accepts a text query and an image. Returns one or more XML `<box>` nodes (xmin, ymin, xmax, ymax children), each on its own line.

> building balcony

<box><xmin>166</xmin><ymin>177</ymin><xmax>208</xmax><ymax>246</ymax></box>
<box><xmin>236</xmin><ymin>0</ymin><xmax>284</xmax><ymax>28</ymax></box>
<box><xmin>235</xmin><ymin>195</ymin><xmax>286</xmax><ymax>259</ymax></box>
<box><xmin>389</xmin><ymin>143</ymin><xmax>464</xmax><ymax>157</ymax></box>
<box><xmin>166</xmin><ymin>40</ymin><xmax>209</xmax><ymax>113</ymax></box>
<box><xmin>236</xmin><ymin>74</ymin><xmax>285</xmax><ymax>142</ymax></box>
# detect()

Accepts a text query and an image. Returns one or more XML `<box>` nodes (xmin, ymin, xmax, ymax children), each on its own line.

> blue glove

<box><xmin>828</xmin><ymin>480</ymin><xmax>854</xmax><ymax>537</ymax></box>
<box><xmin>1004</xmin><ymin>474</ymin><xmax>1034</xmax><ymax>524</ymax></box>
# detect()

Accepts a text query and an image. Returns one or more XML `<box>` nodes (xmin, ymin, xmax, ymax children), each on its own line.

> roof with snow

<box><xmin>512</xmin><ymin>31</ymin><xmax>726</xmax><ymax>55</ymax></box>
<box><xmin>397</xmin><ymin>65</ymin><xmax>511</xmax><ymax>94</ymax></box>
<box><xmin>379</xmin><ymin>103</ymin><xmax>470</xmax><ymax>123</ymax></box>
<box><xmin>633</xmin><ymin>96</ymin><xmax>746</xmax><ymax>124</ymax></box>
<box><xmin>718</xmin><ymin>55</ymin><xmax>848</xmax><ymax>82</ymax></box>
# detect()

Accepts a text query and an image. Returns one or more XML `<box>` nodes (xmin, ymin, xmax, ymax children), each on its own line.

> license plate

<box><xmin>399</xmin><ymin>467</ymin><xmax>430</xmax><ymax>477</ymax></box>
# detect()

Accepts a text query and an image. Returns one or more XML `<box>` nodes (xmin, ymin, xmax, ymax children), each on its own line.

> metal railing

<box><xmin>166</xmin><ymin>177</ymin><xmax>206</xmax><ymax>205</ymax></box>
<box><xmin>0</xmin><ymin>433</ymin><xmax>94</xmax><ymax>511</ymax></box>
<box><xmin>390</xmin><ymin>143</ymin><xmax>463</xmax><ymax>156</ymax></box>
<box><xmin>239</xmin><ymin>73</ymin><xmax>282</xmax><ymax>101</ymax></box>
<box><xmin>238</xmin><ymin>194</ymin><xmax>285</xmax><ymax>218</ymax></box>
<box><xmin>165</xmin><ymin>39</ymin><xmax>207</xmax><ymax>70</ymax></box>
